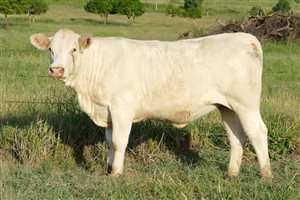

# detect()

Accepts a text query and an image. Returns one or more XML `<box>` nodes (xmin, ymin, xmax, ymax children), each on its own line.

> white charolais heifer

<box><xmin>30</xmin><ymin>29</ymin><xmax>272</xmax><ymax>179</ymax></box>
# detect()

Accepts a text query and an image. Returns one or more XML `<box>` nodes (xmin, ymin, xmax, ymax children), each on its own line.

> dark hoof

<box><xmin>107</xmin><ymin>164</ymin><xmax>112</xmax><ymax>175</ymax></box>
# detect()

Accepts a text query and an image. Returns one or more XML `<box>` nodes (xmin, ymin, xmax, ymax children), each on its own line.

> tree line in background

<box><xmin>0</xmin><ymin>0</ymin><xmax>204</xmax><ymax>28</ymax></box>
<box><xmin>0</xmin><ymin>0</ymin><xmax>296</xmax><ymax>28</ymax></box>
<box><xmin>84</xmin><ymin>0</ymin><xmax>145</xmax><ymax>25</ymax></box>
<box><xmin>0</xmin><ymin>0</ymin><xmax>48</xmax><ymax>28</ymax></box>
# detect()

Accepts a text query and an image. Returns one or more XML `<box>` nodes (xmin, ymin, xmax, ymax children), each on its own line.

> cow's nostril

<box><xmin>50</xmin><ymin>67</ymin><xmax>64</xmax><ymax>73</ymax></box>
<box><xmin>49</xmin><ymin>67</ymin><xmax>64</xmax><ymax>78</ymax></box>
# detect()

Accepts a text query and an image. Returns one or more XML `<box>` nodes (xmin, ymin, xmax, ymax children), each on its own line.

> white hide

<box><xmin>64</xmin><ymin>31</ymin><xmax>262</xmax><ymax>128</ymax></box>
<box><xmin>30</xmin><ymin>29</ymin><xmax>272</xmax><ymax>179</ymax></box>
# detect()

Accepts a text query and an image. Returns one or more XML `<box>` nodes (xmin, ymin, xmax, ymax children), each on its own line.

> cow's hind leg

<box><xmin>233</xmin><ymin>106</ymin><xmax>273</xmax><ymax>179</ymax></box>
<box><xmin>219</xmin><ymin>106</ymin><xmax>246</xmax><ymax>177</ymax></box>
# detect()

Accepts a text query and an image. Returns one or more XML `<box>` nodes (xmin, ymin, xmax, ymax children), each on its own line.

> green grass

<box><xmin>0</xmin><ymin>0</ymin><xmax>300</xmax><ymax>199</ymax></box>
<box><xmin>1</xmin><ymin>153</ymin><xmax>299</xmax><ymax>199</ymax></box>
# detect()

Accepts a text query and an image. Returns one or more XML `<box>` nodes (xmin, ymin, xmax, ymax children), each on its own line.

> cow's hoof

<box><xmin>227</xmin><ymin>169</ymin><xmax>239</xmax><ymax>178</ymax></box>
<box><xmin>107</xmin><ymin>165</ymin><xmax>112</xmax><ymax>174</ymax></box>
<box><xmin>108</xmin><ymin>172</ymin><xmax>121</xmax><ymax>177</ymax></box>
<box><xmin>261</xmin><ymin>173</ymin><xmax>273</xmax><ymax>181</ymax></box>
<box><xmin>106</xmin><ymin>165</ymin><xmax>122</xmax><ymax>177</ymax></box>
<box><xmin>260</xmin><ymin>167</ymin><xmax>273</xmax><ymax>181</ymax></box>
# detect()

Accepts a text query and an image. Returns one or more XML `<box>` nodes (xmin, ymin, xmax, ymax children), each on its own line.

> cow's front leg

<box><xmin>106</xmin><ymin>106</ymin><xmax>133</xmax><ymax>177</ymax></box>
<box><xmin>105</xmin><ymin>127</ymin><xmax>114</xmax><ymax>173</ymax></box>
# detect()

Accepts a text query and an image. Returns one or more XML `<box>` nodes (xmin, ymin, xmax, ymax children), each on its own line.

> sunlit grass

<box><xmin>0</xmin><ymin>0</ymin><xmax>299</xmax><ymax>199</ymax></box>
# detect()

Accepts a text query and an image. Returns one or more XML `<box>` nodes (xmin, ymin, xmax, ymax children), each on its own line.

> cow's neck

<box><xmin>66</xmin><ymin>47</ymin><xmax>104</xmax><ymax>93</ymax></box>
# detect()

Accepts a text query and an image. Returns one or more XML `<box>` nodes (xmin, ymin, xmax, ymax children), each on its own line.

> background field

<box><xmin>0</xmin><ymin>0</ymin><xmax>300</xmax><ymax>199</ymax></box>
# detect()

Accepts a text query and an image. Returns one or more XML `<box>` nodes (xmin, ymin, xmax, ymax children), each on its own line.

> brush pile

<box><xmin>180</xmin><ymin>12</ymin><xmax>300</xmax><ymax>41</ymax></box>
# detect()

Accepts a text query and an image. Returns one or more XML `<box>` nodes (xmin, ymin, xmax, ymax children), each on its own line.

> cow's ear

<box><xmin>78</xmin><ymin>34</ymin><xmax>92</xmax><ymax>52</ymax></box>
<box><xmin>30</xmin><ymin>33</ymin><xmax>50</xmax><ymax>50</ymax></box>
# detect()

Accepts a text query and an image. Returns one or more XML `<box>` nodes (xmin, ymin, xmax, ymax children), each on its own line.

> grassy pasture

<box><xmin>0</xmin><ymin>0</ymin><xmax>300</xmax><ymax>199</ymax></box>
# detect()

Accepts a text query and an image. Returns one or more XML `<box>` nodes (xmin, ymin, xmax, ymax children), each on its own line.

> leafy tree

<box><xmin>184</xmin><ymin>0</ymin><xmax>202</xmax><ymax>9</ymax></box>
<box><xmin>184</xmin><ymin>7</ymin><xmax>202</xmax><ymax>18</ymax></box>
<box><xmin>0</xmin><ymin>0</ymin><xmax>23</xmax><ymax>28</ymax></box>
<box><xmin>272</xmin><ymin>0</ymin><xmax>291</xmax><ymax>13</ymax></box>
<box><xmin>116</xmin><ymin>0</ymin><xmax>144</xmax><ymax>24</ymax></box>
<box><xmin>183</xmin><ymin>0</ymin><xmax>202</xmax><ymax>18</ymax></box>
<box><xmin>84</xmin><ymin>0</ymin><xmax>114</xmax><ymax>24</ymax></box>
<box><xmin>166</xmin><ymin>0</ymin><xmax>202</xmax><ymax>19</ymax></box>
<box><xmin>24</xmin><ymin>0</ymin><xmax>48</xmax><ymax>23</ymax></box>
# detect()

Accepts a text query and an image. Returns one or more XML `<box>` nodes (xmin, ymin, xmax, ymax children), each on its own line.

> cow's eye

<box><xmin>72</xmin><ymin>48</ymin><xmax>77</xmax><ymax>52</ymax></box>
<box><xmin>48</xmin><ymin>48</ymin><xmax>54</xmax><ymax>56</ymax></box>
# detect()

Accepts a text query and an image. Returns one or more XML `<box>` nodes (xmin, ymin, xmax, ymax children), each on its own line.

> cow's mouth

<box><xmin>50</xmin><ymin>74</ymin><xmax>65</xmax><ymax>80</ymax></box>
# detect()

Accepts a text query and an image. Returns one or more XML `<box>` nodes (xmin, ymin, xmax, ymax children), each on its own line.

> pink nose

<box><xmin>49</xmin><ymin>67</ymin><xmax>64</xmax><ymax>78</ymax></box>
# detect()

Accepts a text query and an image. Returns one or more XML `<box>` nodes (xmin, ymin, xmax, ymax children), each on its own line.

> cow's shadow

<box><xmin>52</xmin><ymin>114</ymin><xmax>204</xmax><ymax>169</ymax></box>
<box><xmin>1</xmin><ymin>105</ymin><xmax>203</xmax><ymax>169</ymax></box>
<box><xmin>129</xmin><ymin>122</ymin><xmax>202</xmax><ymax>165</ymax></box>
<box><xmin>49</xmin><ymin>100</ymin><xmax>204</xmax><ymax>168</ymax></box>
<box><xmin>60</xmin><ymin>120</ymin><xmax>203</xmax><ymax>170</ymax></box>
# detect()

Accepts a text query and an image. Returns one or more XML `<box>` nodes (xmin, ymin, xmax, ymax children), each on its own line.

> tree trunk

<box><xmin>104</xmin><ymin>14</ymin><xmax>108</xmax><ymax>25</ymax></box>
<box><xmin>28</xmin><ymin>13</ymin><xmax>33</xmax><ymax>25</ymax></box>
<box><xmin>4</xmin><ymin>14</ymin><xmax>8</xmax><ymax>29</ymax></box>
<box><xmin>101</xmin><ymin>14</ymin><xmax>107</xmax><ymax>25</ymax></box>
<box><xmin>128</xmin><ymin>16</ymin><xmax>135</xmax><ymax>25</ymax></box>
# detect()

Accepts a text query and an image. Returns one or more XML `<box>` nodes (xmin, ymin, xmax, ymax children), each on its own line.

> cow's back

<box><xmin>130</xmin><ymin>33</ymin><xmax>263</xmax><ymax>124</ymax></box>
<box><xmin>73</xmin><ymin>33</ymin><xmax>263</xmax><ymax>126</ymax></box>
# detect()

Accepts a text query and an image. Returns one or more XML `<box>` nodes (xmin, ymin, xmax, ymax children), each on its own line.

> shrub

<box><xmin>166</xmin><ymin>0</ymin><xmax>202</xmax><ymax>19</ymax></box>
<box><xmin>184</xmin><ymin>0</ymin><xmax>203</xmax><ymax>9</ymax></box>
<box><xmin>248</xmin><ymin>6</ymin><xmax>266</xmax><ymax>17</ymax></box>
<box><xmin>185</xmin><ymin>7</ymin><xmax>202</xmax><ymax>18</ymax></box>
<box><xmin>272</xmin><ymin>0</ymin><xmax>291</xmax><ymax>13</ymax></box>
<box><xmin>249</xmin><ymin>6</ymin><xmax>260</xmax><ymax>16</ymax></box>
<box><xmin>165</xmin><ymin>4</ymin><xmax>184</xmax><ymax>17</ymax></box>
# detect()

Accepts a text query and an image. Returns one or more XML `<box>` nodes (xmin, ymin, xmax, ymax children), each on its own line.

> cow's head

<box><xmin>30</xmin><ymin>29</ymin><xmax>92</xmax><ymax>80</ymax></box>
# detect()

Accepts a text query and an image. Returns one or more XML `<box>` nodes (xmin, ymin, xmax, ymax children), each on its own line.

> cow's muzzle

<box><xmin>49</xmin><ymin>67</ymin><xmax>64</xmax><ymax>79</ymax></box>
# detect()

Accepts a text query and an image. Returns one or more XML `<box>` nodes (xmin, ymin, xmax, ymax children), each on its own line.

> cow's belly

<box><xmin>135</xmin><ymin>104</ymin><xmax>217</xmax><ymax>126</ymax></box>
<box><xmin>137</xmin><ymin>83</ymin><xmax>226</xmax><ymax>126</ymax></box>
